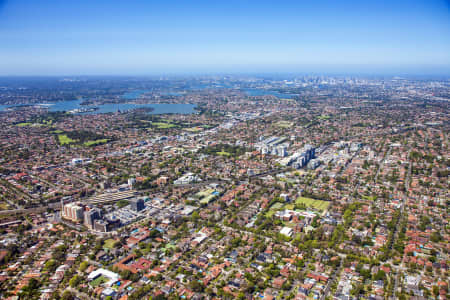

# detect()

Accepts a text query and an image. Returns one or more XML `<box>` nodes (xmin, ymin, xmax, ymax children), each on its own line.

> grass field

<box><xmin>152</xmin><ymin>122</ymin><xmax>176</xmax><ymax>129</ymax></box>
<box><xmin>103</xmin><ymin>239</ymin><xmax>117</xmax><ymax>250</ymax></box>
<box><xmin>317</xmin><ymin>115</ymin><xmax>331</xmax><ymax>120</ymax></box>
<box><xmin>196</xmin><ymin>189</ymin><xmax>217</xmax><ymax>204</ymax></box>
<box><xmin>16</xmin><ymin>122</ymin><xmax>48</xmax><ymax>127</ymax></box>
<box><xmin>0</xmin><ymin>202</ymin><xmax>9</xmax><ymax>210</ymax></box>
<box><xmin>116</xmin><ymin>199</ymin><xmax>130</xmax><ymax>209</ymax></box>
<box><xmin>362</xmin><ymin>195</ymin><xmax>377</xmax><ymax>201</ymax></box>
<box><xmin>265</xmin><ymin>198</ymin><xmax>329</xmax><ymax>218</ymax></box>
<box><xmin>217</xmin><ymin>151</ymin><xmax>231</xmax><ymax>156</ymax></box>
<box><xmin>266</xmin><ymin>202</ymin><xmax>284</xmax><ymax>217</ymax></box>
<box><xmin>296</xmin><ymin>197</ymin><xmax>330</xmax><ymax>211</ymax></box>
<box><xmin>196</xmin><ymin>189</ymin><xmax>214</xmax><ymax>198</ymax></box>
<box><xmin>58</xmin><ymin>134</ymin><xmax>76</xmax><ymax>145</ymax></box>
<box><xmin>184</xmin><ymin>127</ymin><xmax>202</xmax><ymax>132</ymax></box>
<box><xmin>276</xmin><ymin>121</ymin><xmax>293</xmax><ymax>128</ymax></box>
<box><xmin>200</xmin><ymin>194</ymin><xmax>216</xmax><ymax>204</ymax></box>
<box><xmin>284</xmin><ymin>204</ymin><xmax>294</xmax><ymax>210</ymax></box>
<box><xmin>266</xmin><ymin>210</ymin><xmax>276</xmax><ymax>218</ymax></box>
<box><xmin>90</xmin><ymin>275</ymin><xmax>108</xmax><ymax>287</ymax></box>
<box><xmin>83</xmin><ymin>139</ymin><xmax>108</xmax><ymax>147</ymax></box>
<box><xmin>16</xmin><ymin>122</ymin><xmax>33</xmax><ymax>127</ymax></box>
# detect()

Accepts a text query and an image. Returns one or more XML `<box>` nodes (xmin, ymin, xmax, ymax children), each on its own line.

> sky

<box><xmin>0</xmin><ymin>0</ymin><xmax>449</xmax><ymax>75</ymax></box>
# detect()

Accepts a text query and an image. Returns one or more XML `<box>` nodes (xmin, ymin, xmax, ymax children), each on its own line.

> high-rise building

<box><xmin>129</xmin><ymin>198</ymin><xmax>145</xmax><ymax>212</ymax></box>
<box><xmin>62</xmin><ymin>203</ymin><xmax>84</xmax><ymax>222</ymax></box>
<box><xmin>73</xmin><ymin>205</ymin><xmax>84</xmax><ymax>221</ymax></box>
<box><xmin>84</xmin><ymin>208</ymin><xmax>101</xmax><ymax>229</ymax></box>
<box><xmin>128</xmin><ymin>178</ymin><xmax>136</xmax><ymax>188</ymax></box>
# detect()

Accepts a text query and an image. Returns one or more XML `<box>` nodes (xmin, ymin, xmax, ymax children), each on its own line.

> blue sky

<box><xmin>0</xmin><ymin>0</ymin><xmax>449</xmax><ymax>75</ymax></box>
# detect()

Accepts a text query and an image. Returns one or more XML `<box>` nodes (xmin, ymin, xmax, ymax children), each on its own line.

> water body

<box><xmin>188</xmin><ymin>83</ymin><xmax>233</xmax><ymax>90</ymax></box>
<box><xmin>123</xmin><ymin>90</ymin><xmax>183</xmax><ymax>98</ymax></box>
<box><xmin>122</xmin><ymin>90</ymin><xmax>150</xmax><ymax>100</ymax></box>
<box><xmin>0</xmin><ymin>100</ymin><xmax>196</xmax><ymax>115</ymax></box>
<box><xmin>161</xmin><ymin>92</ymin><xmax>183</xmax><ymax>96</ymax></box>
<box><xmin>0</xmin><ymin>103</ymin><xmax>37</xmax><ymax>111</ymax></box>
<box><xmin>244</xmin><ymin>88</ymin><xmax>297</xmax><ymax>99</ymax></box>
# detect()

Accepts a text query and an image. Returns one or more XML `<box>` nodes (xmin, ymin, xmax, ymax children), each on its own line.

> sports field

<box><xmin>276</xmin><ymin>121</ymin><xmax>293</xmax><ymax>128</ymax></box>
<box><xmin>58</xmin><ymin>134</ymin><xmax>76</xmax><ymax>145</ymax></box>
<box><xmin>152</xmin><ymin>122</ymin><xmax>176</xmax><ymax>129</ymax></box>
<box><xmin>295</xmin><ymin>197</ymin><xmax>330</xmax><ymax>211</ymax></box>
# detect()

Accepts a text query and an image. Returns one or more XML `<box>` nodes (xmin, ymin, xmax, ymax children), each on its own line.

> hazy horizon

<box><xmin>1</xmin><ymin>0</ymin><xmax>449</xmax><ymax>76</ymax></box>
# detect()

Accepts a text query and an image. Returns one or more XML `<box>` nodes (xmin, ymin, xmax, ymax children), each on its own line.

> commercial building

<box><xmin>279</xmin><ymin>144</ymin><xmax>315</xmax><ymax>169</ymax></box>
<box><xmin>129</xmin><ymin>198</ymin><xmax>145</xmax><ymax>212</ymax></box>
<box><xmin>62</xmin><ymin>203</ymin><xmax>84</xmax><ymax>222</ymax></box>
<box><xmin>256</xmin><ymin>136</ymin><xmax>289</xmax><ymax>157</ymax></box>
<box><xmin>93</xmin><ymin>218</ymin><xmax>120</xmax><ymax>232</ymax></box>
<box><xmin>84</xmin><ymin>208</ymin><xmax>102</xmax><ymax>229</ymax></box>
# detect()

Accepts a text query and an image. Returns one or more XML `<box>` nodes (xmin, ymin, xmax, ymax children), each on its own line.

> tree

<box><xmin>69</xmin><ymin>274</ymin><xmax>82</xmax><ymax>288</ymax></box>
<box><xmin>61</xmin><ymin>290</ymin><xmax>75</xmax><ymax>300</ymax></box>
<box><xmin>120</xmin><ymin>269</ymin><xmax>131</xmax><ymax>280</ymax></box>
<box><xmin>373</xmin><ymin>270</ymin><xmax>386</xmax><ymax>282</ymax></box>
<box><xmin>430</xmin><ymin>232</ymin><xmax>442</xmax><ymax>243</ymax></box>
<box><xmin>44</xmin><ymin>259</ymin><xmax>58</xmax><ymax>272</ymax></box>
<box><xmin>189</xmin><ymin>280</ymin><xmax>204</xmax><ymax>292</ymax></box>
<box><xmin>191</xmin><ymin>211</ymin><xmax>200</xmax><ymax>222</ymax></box>
<box><xmin>79</xmin><ymin>261</ymin><xmax>89</xmax><ymax>272</ymax></box>
<box><xmin>18</xmin><ymin>278</ymin><xmax>41</xmax><ymax>299</ymax></box>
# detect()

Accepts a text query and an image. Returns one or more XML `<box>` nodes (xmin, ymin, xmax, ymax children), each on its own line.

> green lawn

<box><xmin>16</xmin><ymin>122</ymin><xmax>33</xmax><ymax>127</ymax></box>
<box><xmin>83</xmin><ymin>139</ymin><xmax>108</xmax><ymax>147</ymax></box>
<box><xmin>184</xmin><ymin>127</ymin><xmax>202</xmax><ymax>132</ymax></box>
<box><xmin>276</xmin><ymin>121</ymin><xmax>293</xmax><ymax>128</ymax></box>
<box><xmin>200</xmin><ymin>194</ymin><xmax>216</xmax><ymax>204</ymax></box>
<box><xmin>217</xmin><ymin>151</ymin><xmax>232</xmax><ymax>156</ymax></box>
<box><xmin>295</xmin><ymin>197</ymin><xmax>330</xmax><ymax>211</ymax></box>
<box><xmin>265</xmin><ymin>202</ymin><xmax>284</xmax><ymax>217</ymax></box>
<box><xmin>196</xmin><ymin>189</ymin><xmax>217</xmax><ymax>204</ymax></box>
<box><xmin>265</xmin><ymin>210</ymin><xmax>276</xmax><ymax>218</ymax></box>
<box><xmin>116</xmin><ymin>199</ymin><xmax>129</xmax><ymax>209</ymax></box>
<box><xmin>317</xmin><ymin>114</ymin><xmax>331</xmax><ymax>120</ymax></box>
<box><xmin>196</xmin><ymin>189</ymin><xmax>214</xmax><ymax>198</ymax></box>
<box><xmin>152</xmin><ymin>122</ymin><xmax>176</xmax><ymax>129</ymax></box>
<box><xmin>104</xmin><ymin>239</ymin><xmax>117</xmax><ymax>250</ymax></box>
<box><xmin>16</xmin><ymin>122</ymin><xmax>48</xmax><ymax>127</ymax></box>
<box><xmin>58</xmin><ymin>134</ymin><xmax>76</xmax><ymax>145</ymax></box>
<box><xmin>284</xmin><ymin>204</ymin><xmax>294</xmax><ymax>210</ymax></box>
<box><xmin>90</xmin><ymin>275</ymin><xmax>108</xmax><ymax>287</ymax></box>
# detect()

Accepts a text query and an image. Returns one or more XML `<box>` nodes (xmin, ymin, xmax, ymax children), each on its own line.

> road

<box><xmin>374</xmin><ymin>145</ymin><xmax>392</xmax><ymax>183</ymax></box>
<box><xmin>391</xmin><ymin>151</ymin><xmax>412</xmax><ymax>299</ymax></box>
<box><xmin>321</xmin><ymin>259</ymin><xmax>343</xmax><ymax>300</ymax></box>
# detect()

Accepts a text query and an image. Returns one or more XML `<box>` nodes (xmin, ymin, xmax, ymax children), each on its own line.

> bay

<box><xmin>0</xmin><ymin>100</ymin><xmax>196</xmax><ymax>115</ymax></box>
